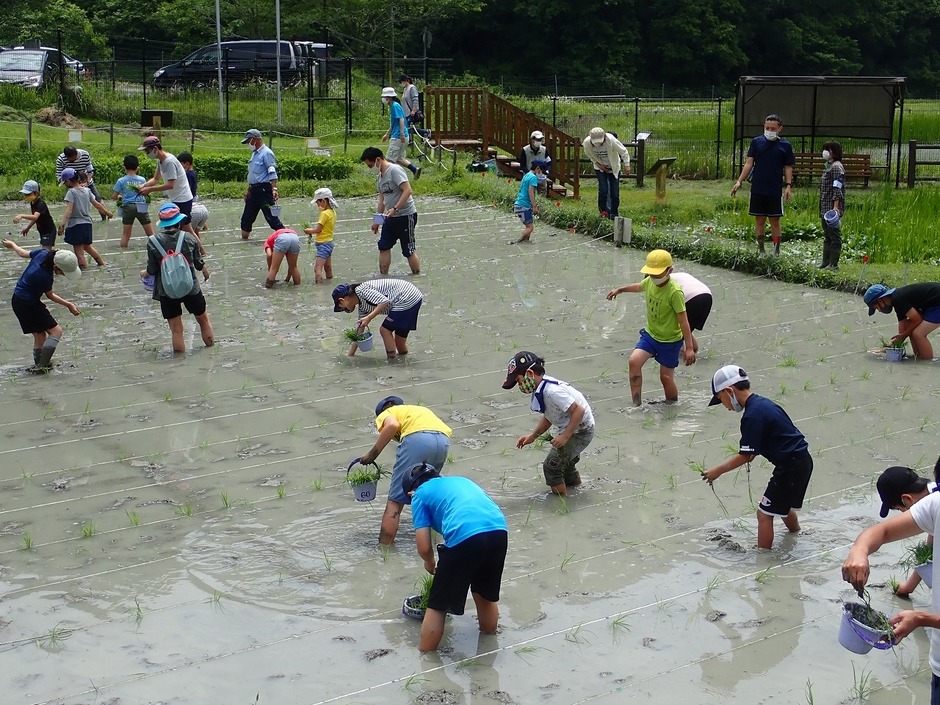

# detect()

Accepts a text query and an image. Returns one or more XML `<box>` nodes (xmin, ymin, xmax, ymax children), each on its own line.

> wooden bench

<box><xmin>792</xmin><ymin>152</ymin><xmax>873</xmax><ymax>187</ymax></box>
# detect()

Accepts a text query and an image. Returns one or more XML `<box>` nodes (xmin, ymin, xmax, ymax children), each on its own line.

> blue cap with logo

<box><xmin>863</xmin><ymin>284</ymin><xmax>896</xmax><ymax>316</ymax></box>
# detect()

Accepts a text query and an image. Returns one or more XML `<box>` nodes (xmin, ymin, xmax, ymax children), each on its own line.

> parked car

<box><xmin>12</xmin><ymin>46</ymin><xmax>86</xmax><ymax>77</ymax></box>
<box><xmin>152</xmin><ymin>40</ymin><xmax>318</xmax><ymax>88</ymax></box>
<box><xmin>0</xmin><ymin>49</ymin><xmax>68</xmax><ymax>89</ymax></box>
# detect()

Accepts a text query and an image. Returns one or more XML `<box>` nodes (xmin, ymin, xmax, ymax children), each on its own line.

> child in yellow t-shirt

<box><xmin>304</xmin><ymin>187</ymin><xmax>337</xmax><ymax>283</ymax></box>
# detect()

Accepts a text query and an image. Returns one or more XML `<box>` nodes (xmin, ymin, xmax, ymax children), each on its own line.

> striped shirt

<box><xmin>355</xmin><ymin>279</ymin><xmax>423</xmax><ymax>316</ymax></box>
<box><xmin>55</xmin><ymin>149</ymin><xmax>94</xmax><ymax>182</ymax></box>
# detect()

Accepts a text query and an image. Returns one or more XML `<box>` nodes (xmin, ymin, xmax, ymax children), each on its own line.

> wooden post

<box><xmin>26</xmin><ymin>118</ymin><xmax>32</xmax><ymax>150</ymax></box>
<box><xmin>655</xmin><ymin>165</ymin><xmax>667</xmax><ymax>205</ymax></box>
<box><xmin>907</xmin><ymin>140</ymin><xmax>917</xmax><ymax>188</ymax></box>
<box><xmin>152</xmin><ymin>115</ymin><xmax>162</xmax><ymax>140</ymax></box>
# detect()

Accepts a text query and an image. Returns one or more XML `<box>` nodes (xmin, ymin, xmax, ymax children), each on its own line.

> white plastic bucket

<box><xmin>269</xmin><ymin>205</ymin><xmax>282</xmax><ymax>218</ymax></box>
<box><xmin>402</xmin><ymin>595</ymin><xmax>425</xmax><ymax>620</ymax></box>
<box><xmin>824</xmin><ymin>209</ymin><xmax>841</xmax><ymax>227</ymax></box>
<box><xmin>916</xmin><ymin>560</ymin><xmax>933</xmax><ymax>588</ymax></box>
<box><xmin>136</xmin><ymin>202</ymin><xmax>149</xmax><ymax>214</ymax></box>
<box><xmin>352</xmin><ymin>481</ymin><xmax>377</xmax><ymax>502</ymax></box>
<box><xmin>886</xmin><ymin>347</ymin><xmax>905</xmax><ymax>362</ymax></box>
<box><xmin>838</xmin><ymin>603</ymin><xmax>894</xmax><ymax>654</ymax></box>
<box><xmin>373</xmin><ymin>213</ymin><xmax>386</xmax><ymax>226</ymax></box>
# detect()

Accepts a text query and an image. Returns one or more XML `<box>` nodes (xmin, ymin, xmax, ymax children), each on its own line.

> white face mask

<box><xmin>532</xmin><ymin>140</ymin><xmax>542</xmax><ymax>148</ymax></box>
<box><xmin>650</xmin><ymin>274</ymin><xmax>669</xmax><ymax>285</ymax></box>
<box><xmin>727</xmin><ymin>390</ymin><xmax>743</xmax><ymax>412</ymax></box>
<box><xmin>146</xmin><ymin>149</ymin><xmax>158</xmax><ymax>160</ymax></box>
<box><xmin>763</xmin><ymin>130</ymin><xmax>779</xmax><ymax>141</ymax></box>
<box><xmin>822</xmin><ymin>149</ymin><xmax>831</xmax><ymax>160</ymax></box>
<box><xmin>382</xmin><ymin>97</ymin><xmax>391</xmax><ymax>105</ymax></box>
<box><xmin>370</xmin><ymin>163</ymin><xmax>381</xmax><ymax>175</ymax></box>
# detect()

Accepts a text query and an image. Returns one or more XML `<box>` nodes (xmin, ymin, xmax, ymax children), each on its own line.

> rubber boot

<box><xmin>33</xmin><ymin>345</ymin><xmax>56</xmax><ymax>373</ymax></box>
<box><xmin>772</xmin><ymin>239</ymin><xmax>780</xmax><ymax>257</ymax></box>
<box><xmin>32</xmin><ymin>348</ymin><xmax>41</xmax><ymax>365</ymax></box>
<box><xmin>830</xmin><ymin>244</ymin><xmax>841</xmax><ymax>270</ymax></box>
<box><xmin>757</xmin><ymin>238</ymin><xmax>766</xmax><ymax>255</ymax></box>
<box><xmin>819</xmin><ymin>241</ymin><xmax>831</xmax><ymax>269</ymax></box>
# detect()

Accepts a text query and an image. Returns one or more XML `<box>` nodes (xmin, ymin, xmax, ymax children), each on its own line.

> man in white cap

<box><xmin>305</xmin><ymin>187</ymin><xmax>338</xmax><ymax>283</ymax></box>
<box><xmin>702</xmin><ymin>365</ymin><xmax>813</xmax><ymax>549</ymax></box>
<box><xmin>3</xmin><ymin>237</ymin><xmax>81</xmax><ymax>372</ymax></box>
<box><xmin>518</xmin><ymin>130</ymin><xmax>552</xmax><ymax>186</ymax></box>
<box><xmin>582</xmin><ymin>127</ymin><xmax>631</xmax><ymax>219</ymax></box>
<box><xmin>239</xmin><ymin>129</ymin><xmax>284</xmax><ymax>240</ymax></box>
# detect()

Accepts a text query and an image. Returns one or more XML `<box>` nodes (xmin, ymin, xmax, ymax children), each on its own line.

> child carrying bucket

<box><xmin>303</xmin><ymin>187</ymin><xmax>337</xmax><ymax>284</ymax></box>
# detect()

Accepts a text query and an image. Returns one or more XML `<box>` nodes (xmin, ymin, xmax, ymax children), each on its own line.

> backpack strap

<box><xmin>148</xmin><ymin>234</ymin><xmax>168</xmax><ymax>257</ymax></box>
<box><xmin>174</xmin><ymin>230</ymin><xmax>186</xmax><ymax>255</ymax></box>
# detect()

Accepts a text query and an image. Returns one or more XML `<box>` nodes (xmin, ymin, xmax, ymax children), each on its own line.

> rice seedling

<box><xmin>779</xmin><ymin>383</ymin><xmax>789</xmax><ymax>396</ymax></box>
<box><xmin>126</xmin><ymin>510</ymin><xmax>140</xmax><ymax>526</ymax></box>
<box><xmin>704</xmin><ymin>573</ymin><xmax>723</xmax><ymax>596</ymax></box>
<box><xmin>609</xmin><ymin>614</ymin><xmax>630</xmax><ymax>640</ymax></box>
<box><xmin>842</xmin><ymin>324</ymin><xmax>851</xmax><ymax>334</ymax></box>
<box><xmin>816</xmin><ymin>355</ymin><xmax>827</xmax><ymax>363</ymax></box>
<box><xmin>163</xmin><ymin>392</ymin><xmax>172</xmax><ymax>402</ymax></box>
<box><xmin>843</xmin><ymin>397</ymin><xmax>852</xmax><ymax>413</ymax></box>
<box><xmin>555</xmin><ymin>496</ymin><xmax>570</xmax><ymax>515</ymax></box>
<box><xmin>901</xmin><ymin>386</ymin><xmax>912</xmax><ymax>400</ymax></box>
<box><xmin>36</xmin><ymin>623</ymin><xmax>72</xmax><ymax>651</ymax></box>
<box><xmin>803</xmin><ymin>380</ymin><xmax>814</xmax><ymax>391</ymax></box>
<box><xmin>778</xmin><ymin>355</ymin><xmax>798</xmax><ymax>368</ymax></box>
<box><xmin>642</xmin><ymin>415</ymin><xmax>656</xmax><ymax>429</ymax></box>
<box><xmin>829</xmin><ymin>372</ymin><xmax>838</xmax><ymax>385</ymax></box>
<box><xmin>665</xmin><ymin>473</ymin><xmax>679</xmax><ymax>490</ymax></box>
<box><xmin>690</xmin><ymin>458</ymin><xmax>729</xmax><ymax>516</ymax></box>
<box><xmin>564</xmin><ymin>624</ymin><xmax>591</xmax><ymax>645</ymax></box>
<box><xmin>134</xmin><ymin>597</ymin><xmax>144</xmax><ymax>625</ymax></box>
<box><xmin>276</xmin><ymin>486</ymin><xmax>287</xmax><ymax>499</ymax></box>
<box><xmin>560</xmin><ymin>545</ymin><xmax>575</xmax><ymax>571</ymax></box>
<box><xmin>220</xmin><ymin>490</ymin><xmax>233</xmax><ymax>508</ymax></box>
<box><xmin>860</xmin><ymin>369</ymin><xmax>871</xmax><ymax>381</ymax></box>
<box><xmin>21</xmin><ymin>469</ymin><xmax>35</xmax><ymax>484</ymax></box>
<box><xmin>210</xmin><ymin>590</ymin><xmax>225</xmax><ymax>609</ymax></box>
<box><xmin>514</xmin><ymin>645</ymin><xmax>552</xmax><ymax>665</ymax></box>
<box><xmin>805</xmin><ymin>678</ymin><xmax>815</xmax><ymax>705</ymax></box>
<box><xmin>401</xmin><ymin>674</ymin><xmax>429</xmax><ymax>693</ymax></box>
<box><xmin>322</xmin><ymin>551</ymin><xmax>334</xmax><ymax>572</ymax></box>
<box><xmin>887</xmin><ymin>575</ymin><xmax>901</xmax><ymax>594</ymax></box>
<box><xmin>522</xmin><ymin>505</ymin><xmax>533</xmax><ymax>527</ymax></box>
<box><xmin>311</xmin><ymin>478</ymin><xmax>323</xmax><ymax>491</ymax></box>
<box><xmin>920</xmin><ymin>416</ymin><xmax>933</xmax><ymax>432</ymax></box>
<box><xmin>80</xmin><ymin>522</ymin><xmax>97</xmax><ymax>538</ymax></box>
<box><xmin>286</xmin><ymin>421</ymin><xmax>300</xmax><ymax>434</ymax></box>
<box><xmin>754</xmin><ymin>566</ymin><xmax>776</xmax><ymax>584</ymax></box>
<box><xmin>848</xmin><ymin>663</ymin><xmax>872</xmax><ymax>701</ymax></box>
<box><xmin>379</xmin><ymin>544</ymin><xmax>392</xmax><ymax>563</ymax></box>
<box><xmin>176</xmin><ymin>503</ymin><xmax>193</xmax><ymax>517</ymax></box>
<box><xmin>500</xmin><ymin>469</ymin><xmax>512</xmax><ymax>489</ymax></box>
<box><xmin>21</xmin><ymin>533</ymin><xmax>33</xmax><ymax>550</ymax></box>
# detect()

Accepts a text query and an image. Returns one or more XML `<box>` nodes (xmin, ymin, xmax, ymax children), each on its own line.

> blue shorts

<box><xmin>64</xmin><ymin>223</ymin><xmax>93</xmax><ymax>246</ymax></box>
<box><xmin>513</xmin><ymin>206</ymin><xmax>533</xmax><ymax>225</ymax></box>
<box><xmin>316</xmin><ymin>241</ymin><xmax>334</xmax><ymax>260</ymax></box>
<box><xmin>923</xmin><ymin>306</ymin><xmax>940</xmax><ymax>324</ymax></box>
<box><xmin>382</xmin><ymin>299</ymin><xmax>422</xmax><ymax>337</ymax></box>
<box><xmin>389</xmin><ymin>430</ymin><xmax>450</xmax><ymax>504</ymax></box>
<box><xmin>635</xmin><ymin>328</ymin><xmax>683</xmax><ymax>369</ymax></box>
<box><xmin>273</xmin><ymin>231</ymin><xmax>301</xmax><ymax>254</ymax></box>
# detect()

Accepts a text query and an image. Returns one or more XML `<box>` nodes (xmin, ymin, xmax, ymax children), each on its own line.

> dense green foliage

<box><xmin>2</xmin><ymin>0</ymin><xmax>940</xmax><ymax>92</ymax></box>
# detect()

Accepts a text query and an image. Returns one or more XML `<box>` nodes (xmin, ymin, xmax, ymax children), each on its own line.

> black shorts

<box><xmin>748</xmin><ymin>193</ymin><xmax>784</xmax><ymax>218</ymax></box>
<box><xmin>377</xmin><ymin>212</ymin><xmax>418</xmax><ymax>257</ymax></box>
<box><xmin>427</xmin><ymin>530</ymin><xmax>508</xmax><ymax>615</ymax></box>
<box><xmin>11</xmin><ymin>295</ymin><xmax>56</xmax><ymax>334</ymax></box>
<box><xmin>173</xmin><ymin>199</ymin><xmax>193</xmax><ymax>226</ymax></box>
<box><xmin>64</xmin><ymin>223</ymin><xmax>93</xmax><ymax>245</ymax></box>
<box><xmin>759</xmin><ymin>452</ymin><xmax>813</xmax><ymax>517</ymax></box>
<box><xmin>38</xmin><ymin>230</ymin><xmax>57</xmax><ymax>247</ymax></box>
<box><xmin>160</xmin><ymin>291</ymin><xmax>207</xmax><ymax>320</ymax></box>
<box><xmin>381</xmin><ymin>299</ymin><xmax>422</xmax><ymax>338</ymax></box>
<box><xmin>685</xmin><ymin>293</ymin><xmax>713</xmax><ymax>331</ymax></box>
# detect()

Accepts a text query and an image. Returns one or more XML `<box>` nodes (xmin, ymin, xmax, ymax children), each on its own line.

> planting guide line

<box><xmin>0</xmin><ymin>197</ymin><xmax>935</xmax><ymax>705</ymax></box>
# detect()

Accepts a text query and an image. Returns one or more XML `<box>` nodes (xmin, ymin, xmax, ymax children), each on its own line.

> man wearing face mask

<box><xmin>361</xmin><ymin>146</ymin><xmax>421</xmax><ymax>276</ymax></box>
<box><xmin>502</xmin><ymin>351</ymin><xmax>595</xmax><ymax>496</ymax></box>
<box><xmin>518</xmin><ymin>130</ymin><xmax>552</xmax><ymax>184</ymax></box>
<box><xmin>731</xmin><ymin>114</ymin><xmax>795</xmax><ymax>256</ymax></box>
<box><xmin>702</xmin><ymin>365</ymin><xmax>813</xmax><ymax>550</ymax></box>
<box><xmin>238</xmin><ymin>129</ymin><xmax>284</xmax><ymax>241</ymax></box>
<box><xmin>582</xmin><ymin>127</ymin><xmax>630</xmax><ymax>219</ymax></box>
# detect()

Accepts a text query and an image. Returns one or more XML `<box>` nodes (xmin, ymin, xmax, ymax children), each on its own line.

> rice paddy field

<box><xmin>0</xmin><ymin>195</ymin><xmax>937</xmax><ymax>705</ymax></box>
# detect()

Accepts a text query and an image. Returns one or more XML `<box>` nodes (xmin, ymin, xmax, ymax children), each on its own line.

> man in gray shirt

<box><xmin>361</xmin><ymin>146</ymin><xmax>421</xmax><ymax>276</ymax></box>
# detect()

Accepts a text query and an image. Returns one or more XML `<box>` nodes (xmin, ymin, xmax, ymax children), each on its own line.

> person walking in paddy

<box><xmin>112</xmin><ymin>154</ymin><xmax>155</xmax><ymax>248</ymax></box>
<box><xmin>511</xmin><ymin>159</ymin><xmax>548</xmax><ymax>244</ymax></box>
<box><xmin>13</xmin><ymin>180</ymin><xmax>57</xmax><ymax>249</ymax></box>
<box><xmin>361</xmin><ymin>147</ymin><xmax>421</xmax><ymax>276</ymax></box>
<box><xmin>380</xmin><ymin>87</ymin><xmax>421</xmax><ymax>179</ymax></box>
<box><xmin>58</xmin><ymin>167</ymin><xmax>112</xmax><ymax>269</ymax></box>
<box><xmin>331</xmin><ymin>278</ymin><xmax>424</xmax><ymax>359</ymax></box>
<box><xmin>238</xmin><ymin>129</ymin><xmax>285</xmax><ymax>241</ymax></box>
<box><xmin>304</xmin><ymin>187</ymin><xmax>338</xmax><ymax>284</ymax></box>
<box><xmin>3</xmin><ymin>238</ymin><xmax>81</xmax><ymax>372</ymax></box>
<box><xmin>731</xmin><ymin>113</ymin><xmax>795</xmax><ymax>256</ymax></box>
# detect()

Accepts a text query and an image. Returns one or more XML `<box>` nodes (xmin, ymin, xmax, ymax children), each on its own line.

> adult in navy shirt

<box><xmin>403</xmin><ymin>464</ymin><xmax>508</xmax><ymax>652</ymax></box>
<box><xmin>239</xmin><ymin>129</ymin><xmax>284</xmax><ymax>240</ymax></box>
<box><xmin>731</xmin><ymin>114</ymin><xmax>795</xmax><ymax>256</ymax></box>
<box><xmin>703</xmin><ymin>366</ymin><xmax>813</xmax><ymax>549</ymax></box>
<box><xmin>3</xmin><ymin>240</ymin><xmax>81</xmax><ymax>371</ymax></box>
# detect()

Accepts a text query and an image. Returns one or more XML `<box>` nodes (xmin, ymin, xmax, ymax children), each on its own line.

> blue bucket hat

<box><xmin>863</xmin><ymin>284</ymin><xmax>896</xmax><ymax>316</ymax></box>
<box><xmin>375</xmin><ymin>395</ymin><xmax>404</xmax><ymax>417</ymax></box>
<box><xmin>157</xmin><ymin>203</ymin><xmax>186</xmax><ymax>228</ymax></box>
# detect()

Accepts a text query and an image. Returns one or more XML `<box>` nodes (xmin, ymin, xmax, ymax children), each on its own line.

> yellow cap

<box><xmin>640</xmin><ymin>249</ymin><xmax>673</xmax><ymax>276</ymax></box>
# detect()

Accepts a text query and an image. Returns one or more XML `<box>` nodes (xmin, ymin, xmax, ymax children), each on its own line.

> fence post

<box><xmin>635</xmin><ymin>136</ymin><xmax>645</xmax><ymax>188</ymax></box>
<box><xmin>26</xmin><ymin>118</ymin><xmax>32</xmax><ymax>150</ymax></box>
<box><xmin>634</xmin><ymin>97</ymin><xmax>639</xmax><ymax>142</ymax></box>
<box><xmin>142</xmin><ymin>39</ymin><xmax>148</xmax><ymax>110</ymax></box>
<box><xmin>191</xmin><ymin>128</ymin><xmax>196</xmax><ymax>152</ymax></box>
<box><xmin>715</xmin><ymin>96</ymin><xmax>722</xmax><ymax>179</ymax></box>
<box><xmin>111</xmin><ymin>60</ymin><xmax>116</xmax><ymax>92</ymax></box>
<box><xmin>307</xmin><ymin>60</ymin><xmax>314</xmax><ymax>134</ymax></box>
<box><xmin>345</xmin><ymin>58</ymin><xmax>352</xmax><ymax>131</ymax></box>
<box><xmin>109</xmin><ymin>122</ymin><xmax>114</xmax><ymax>150</ymax></box>
<box><xmin>224</xmin><ymin>47</ymin><xmax>230</xmax><ymax>129</ymax></box>
<box><xmin>907</xmin><ymin>140</ymin><xmax>917</xmax><ymax>188</ymax></box>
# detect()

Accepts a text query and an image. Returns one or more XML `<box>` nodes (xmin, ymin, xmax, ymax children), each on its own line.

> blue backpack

<box><xmin>149</xmin><ymin>231</ymin><xmax>194</xmax><ymax>299</ymax></box>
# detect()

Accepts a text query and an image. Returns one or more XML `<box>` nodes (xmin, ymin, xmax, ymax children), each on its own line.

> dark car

<box><xmin>152</xmin><ymin>40</ymin><xmax>313</xmax><ymax>88</ymax></box>
<box><xmin>12</xmin><ymin>46</ymin><xmax>86</xmax><ymax>76</ymax></box>
<box><xmin>0</xmin><ymin>49</ymin><xmax>66</xmax><ymax>89</ymax></box>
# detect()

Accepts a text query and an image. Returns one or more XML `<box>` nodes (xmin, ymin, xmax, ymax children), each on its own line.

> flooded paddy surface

<box><xmin>0</xmin><ymin>196</ymin><xmax>936</xmax><ymax>704</ymax></box>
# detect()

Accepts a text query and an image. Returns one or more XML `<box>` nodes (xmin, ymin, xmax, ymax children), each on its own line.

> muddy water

<box><xmin>0</xmin><ymin>196</ymin><xmax>936</xmax><ymax>704</ymax></box>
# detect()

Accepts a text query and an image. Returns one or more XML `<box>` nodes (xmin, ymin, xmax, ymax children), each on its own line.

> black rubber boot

<box><xmin>33</xmin><ymin>345</ymin><xmax>56</xmax><ymax>372</ymax></box>
<box><xmin>830</xmin><ymin>244</ymin><xmax>842</xmax><ymax>270</ymax></box>
<box><xmin>819</xmin><ymin>241</ymin><xmax>831</xmax><ymax>269</ymax></box>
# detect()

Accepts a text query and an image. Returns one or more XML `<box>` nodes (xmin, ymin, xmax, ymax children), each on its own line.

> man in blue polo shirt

<box><xmin>702</xmin><ymin>365</ymin><xmax>813</xmax><ymax>549</ymax></box>
<box><xmin>731</xmin><ymin>114</ymin><xmax>795</xmax><ymax>256</ymax></box>
<box><xmin>404</xmin><ymin>464</ymin><xmax>508</xmax><ymax>652</ymax></box>
<box><xmin>240</xmin><ymin>129</ymin><xmax>285</xmax><ymax>241</ymax></box>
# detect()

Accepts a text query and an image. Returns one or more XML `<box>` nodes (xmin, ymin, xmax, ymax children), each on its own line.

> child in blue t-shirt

<box><xmin>511</xmin><ymin>159</ymin><xmax>547</xmax><ymax>244</ymax></box>
<box><xmin>112</xmin><ymin>154</ymin><xmax>154</xmax><ymax>247</ymax></box>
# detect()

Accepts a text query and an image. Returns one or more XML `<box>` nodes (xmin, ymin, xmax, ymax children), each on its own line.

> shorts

<box><xmin>748</xmin><ymin>193</ymin><xmax>784</xmax><ymax>218</ymax></box>
<box><xmin>190</xmin><ymin>203</ymin><xmax>209</xmax><ymax>230</ymax></box>
<box><xmin>759</xmin><ymin>451</ymin><xmax>814</xmax><ymax>517</ymax></box>
<box><xmin>173</xmin><ymin>199</ymin><xmax>193</xmax><ymax>226</ymax></box>
<box><xmin>38</xmin><ymin>230</ymin><xmax>56</xmax><ymax>247</ymax></box>
<box><xmin>388</xmin><ymin>430</ymin><xmax>449</xmax><ymax>504</ymax></box>
<box><xmin>377</xmin><ymin>212</ymin><xmax>418</xmax><ymax>258</ymax></box>
<box><xmin>513</xmin><ymin>205</ymin><xmax>534</xmax><ymax>225</ymax></box>
<box><xmin>315</xmin><ymin>241</ymin><xmax>334</xmax><ymax>260</ymax></box>
<box><xmin>685</xmin><ymin>293</ymin><xmax>713</xmax><ymax>331</ymax></box>
<box><xmin>63</xmin><ymin>223</ymin><xmax>93</xmax><ymax>246</ymax></box>
<box><xmin>385</xmin><ymin>138</ymin><xmax>408</xmax><ymax>162</ymax></box>
<box><xmin>381</xmin><ymin>299</ymin><xmax>422</xmax><ymax>338</ymax></box>
<box><xmin>544</xmin><ymin>426</ymin><xmax>595</xmax><ymax>487</ymax></box>
<box><xmin>271</xmin><ymin>231</ymin><xmax>301</xmax><ymax>255</ymax></box>
<box><xmin>635</xmin><ymin>328</ymin><xmax>683</xmax><ymax>369</ymax></box>
<box><xmin>923</xmin><ymin>306</ymin><xmax>940</xmax><ymax>324</ymax></box>
<box><xmin>11</xmin><ymin>295</ymin><xmax>56</xmax><ymax>334</ymax></box>
<box><xmin>122</xmin><ymin>205</ymin><xmax>152</xmax><ymax>226</ymax></box>
<box><xmin>159</xmin><ymin>291</ymin><xmax>207</xmax><ymax>320</ymax></box>
<box><xmin>427</xmin><ymin>530</ymin><xmax>508</xmax><ymax>615</ymax></box>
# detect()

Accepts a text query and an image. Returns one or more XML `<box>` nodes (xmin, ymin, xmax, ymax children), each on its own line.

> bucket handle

<box><xmin>346</xmin><ymin>457</ymin><xmax>380</xmax><ymax>480</ymax></box>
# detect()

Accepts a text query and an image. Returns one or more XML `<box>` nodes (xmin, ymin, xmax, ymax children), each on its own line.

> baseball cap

<box><xmin>20</xmin><ymin>180</ymin><xmax>40</xmax><ymax>194</ymax></box>
<box><xmin>502</xmin><ymin>350</ymin><xmax>540</xmax><ymax>389</ymax></box>
<box><xmin>331</xmin><ymin>283</ymin><xmax>354</xmax><ymax>312</ymax></box>
<box><xmin>589</xmin><ymin>127</ymin><xmax>606</xmax><ymax>145</ymax></box>
<box><xmin>313</xmin><ymin>187</ymin><xmax>338</xmax><ymax>210</ymax></box>
<box><xmin>877</xmin><ymin>466</ymin><xmax>925</xmax><ymax>517</ymax></box>
<box><xmin>53</xmin><ymin>250</ymin><xmax>82</xmax><ymax>281</ymax></box>
<box><xmin>531</xmin><ymin>130</ymin><xmax>544</xmax><ymax>140</ymax></box>
<box><xmin>863</xmin><ymin>284</ymin><xmax>896</xmax><ymax>316</ymax></box>
<box><xmin>138</xmin><ymin>135</ymin><xmax>161</xmax><ymax>151</ymax></box>
<box><xmin>157</xmin><ymin>203</ymin><xmax>186</xmax><ymax>228</ymax></box>
<box><xmin>640</xmin><ymin>249</ymin><xmax>673</xmax><ymax>276</ymax></box>
<box><xmin>381</xmin><ymin>86</ymin><xmax>397</xmax><ymax>98</ymax></box>
<box><xmin>59</xmin><ymin>167</ymin><xmax>78</xmax><ymax>183</ymax></box>
<box><xmin>709</xmin><ymin>365</ymin><xmax>749</xmax><ymax>406</ymax></box>
<box><xmin>241</xmin><ymin>129</ymin><xmax>262</xmax><ymax>144</ymax></box>
<box><xmin>401</xmin><ymin>463</ymin><xmax>441</xmax><ymax>495</ymax></box>
<box><xmin>375</xmin><ymin>395</ymin><xmax>404</xmax><ymax>417</ymax></box>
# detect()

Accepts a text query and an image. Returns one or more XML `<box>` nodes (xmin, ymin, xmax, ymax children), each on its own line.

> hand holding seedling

<box><xmin>550</xmin><ymin>433</ymin><xmax>569</xmax><ymax>449</ymax></box>
<box><xmin>841</xmin><ymin>550</ymin><xmax>871</xmax><ymax>595</ymax></box>
<box><xmin>889</xmin><ymin>610</ymin><xmax>924</xmax><ymax>642</ymax></box>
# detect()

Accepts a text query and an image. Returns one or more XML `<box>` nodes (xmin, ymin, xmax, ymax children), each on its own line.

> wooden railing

<box><xmin>425</xmin><ymin>86</ymin><xmax>581</xmax><ymax>198</ymax></box>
